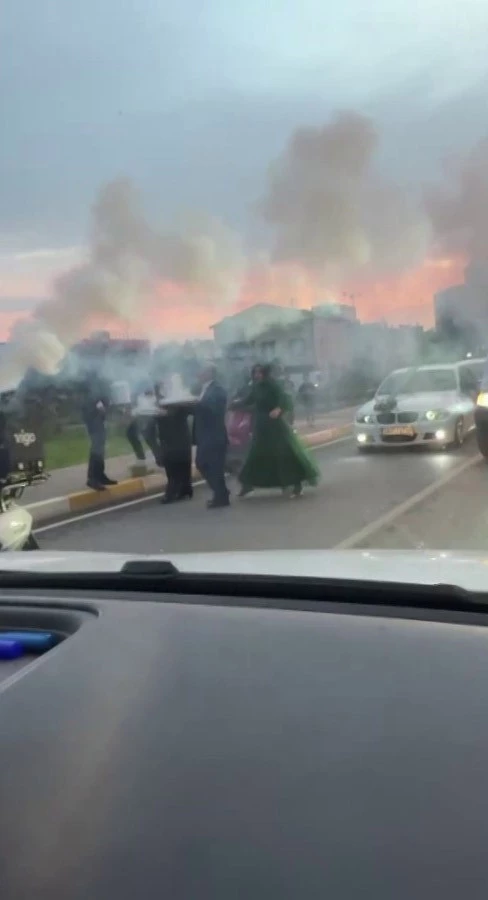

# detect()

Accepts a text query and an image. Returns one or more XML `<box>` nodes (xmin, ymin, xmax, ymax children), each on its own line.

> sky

<box><xmin>1</xmin><ymin>0</ymin><xmax>488</xmax><ymax>339</ymax></box>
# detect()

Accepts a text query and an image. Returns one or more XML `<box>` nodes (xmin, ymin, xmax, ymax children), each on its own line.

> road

<box><xmin>37</xmin><ymin>435</ymin><xmax>482</xmax><ymax>554</ymax></box>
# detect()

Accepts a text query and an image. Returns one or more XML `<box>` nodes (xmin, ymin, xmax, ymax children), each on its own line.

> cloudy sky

<box><xmin>1</xmin><ymin>0</ymin><xmax>488</xmax><ymax>332</ymax></box>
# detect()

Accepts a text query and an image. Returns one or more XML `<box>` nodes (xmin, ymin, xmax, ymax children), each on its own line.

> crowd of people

<box><xmin>81</xmin><ymin>364</ymin><xmax>320</xmax><ymax>509</ymax></box>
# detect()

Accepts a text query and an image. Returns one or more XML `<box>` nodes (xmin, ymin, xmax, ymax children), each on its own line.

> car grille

<box><xmin>381</xmin><ymin>434</ymin><xmax>417</xmax><ymax>443</ymax></box>
<box><xmin>375</xmin><ymin>412</ymin><xmax>418</xmax><ymax>424</ymax></box>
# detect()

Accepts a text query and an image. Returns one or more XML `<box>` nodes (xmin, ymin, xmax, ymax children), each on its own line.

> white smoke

<box><xmin>425</xmin><ymin>138</ymin><xmax>488</xmax><ymax>263</ymax></box>
<box><xmin>7</xmin><ymin>111</ymin><xmax>488</xmax><ymax>400</ymax></box>
<box><xmin>157</xmin><ymin>214</ymin><xmax>244</xmax><ymax>306</ymax></box>
<box><xmin>0</xmin><ymin>180</ymin><xmax>151</xmax><ymax>392</ymax></box>
<box><xmin>0</xmin><ymin>179</ymin><xmax>244</xmax><ymax>393</ymax></box>
<box><xmin>0</xmin><ymin>321</ymin><xmax>66</xmax><ymax>390</ymax></box>
<box><xmin>260</xmin><ymin>111</ymin><xmax>430</xmax><ymax>282</ymax></box>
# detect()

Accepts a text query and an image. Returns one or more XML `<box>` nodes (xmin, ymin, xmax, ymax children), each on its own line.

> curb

<box><xmin>27</xmin><ymin>422</ymin><xmax>352</xmax><ymax>525</ymax></box>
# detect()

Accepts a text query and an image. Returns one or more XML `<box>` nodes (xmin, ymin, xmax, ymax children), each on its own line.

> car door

<box><xmin>459</xmin><ymin>367</ymin><xmax>478</xmax><ymax>429</ymax></box>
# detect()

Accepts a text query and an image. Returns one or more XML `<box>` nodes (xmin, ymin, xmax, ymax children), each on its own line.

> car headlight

<box><xmin>477</xmin><ymin>392</ymin><xmax>488</xmax><ymax>409</ymax></box>
<box><xmin>424</xmin><ymin>409</ymin><xmax>448</xmax><ymax>421</ymax></box>
<box><xmin>356</xmin><ymin>413</ymin><xmax>373</xmax><ymax>424</ymax></box>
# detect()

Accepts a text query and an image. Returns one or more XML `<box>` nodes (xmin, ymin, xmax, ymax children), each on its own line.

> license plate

<box><xmin>382</xmin><ymin>425</ymin><xmax>415</xmax><ymax>437</ymax></box>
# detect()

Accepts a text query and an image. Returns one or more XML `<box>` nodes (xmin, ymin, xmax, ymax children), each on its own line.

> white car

<box><xmin>354</xmin><ymin>361</ymin><xmax>482</xmax><ymax>451</ymax></box>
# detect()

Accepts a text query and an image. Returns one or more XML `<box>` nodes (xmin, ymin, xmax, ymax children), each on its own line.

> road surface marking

<box><xmin>27</xmin><ymin>496</ymin><xmax>72</xmax><ymax>509</ymax></box>
<box><xmin>335</xmin><ymin>452</ymin><xmax>482</xmax><ymax>549</ymax></box>
<box><xmin>34</xmin><ymin>436</ymin><xmax>352</xmax><ymax>534</ymax></box>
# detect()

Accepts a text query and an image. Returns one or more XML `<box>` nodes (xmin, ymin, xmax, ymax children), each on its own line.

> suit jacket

<box><xmin>81</xmin><ymin>375</ymin><xmax>111</xmax><ymax>429</ymax></box>
<box><xmin>192</xmin><ymin>381</ymin><xmax>228</xmax><ymax>453</ymax></box>
<box><xmin>157</xmin><ymin>407</ymin><xmax>192</xmax><ymax>462</ymax></box>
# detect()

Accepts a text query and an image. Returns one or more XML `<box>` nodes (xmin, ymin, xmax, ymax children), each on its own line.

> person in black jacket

<box><xmin>156</xmin><ymin>399</ymin><xmax>193</xmax><ymax>504</ymax></box>
<box><xmin>81</xmin><ymin>373</ymin><xmax>117</xmax><ymax>491</ymax></box>
<box><xmin>193</xmin><ymin>365</ymin><xmax>230</xmax><ymax>509</ymax></box>
<box><xmin>297</xmin><ymin>376</ymin><xmax>317</xmax><ymax>425</ymax></box>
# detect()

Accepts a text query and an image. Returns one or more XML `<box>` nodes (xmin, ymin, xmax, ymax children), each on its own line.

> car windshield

<box><xmin>481</xmin><ymin>362</ymin><xmax>488</xmax><ymax>390</ymax></box>
<box><xmin>464</xmin><ymin>362</ymin><xmax>483</xmax><ymax>381</ymax></box>
<box><xmin>377</xmin><ymin>369</ymin><xmax>457</xmax><ymax>395</ymax></box>
<box><xmin>3</xmin><ymin>0</ymin><xmax>488</xmax><ymax>567</ymax></box>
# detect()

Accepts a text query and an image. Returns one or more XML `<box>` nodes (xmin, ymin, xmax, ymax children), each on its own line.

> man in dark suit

<box><xmin>157</xmin><ymin>403</ymin><xmax>193</xmax><ymax>504</ymax></box>
<box><xmin>193</xmin><ymin>365</ymin><xmax>230</xmax><ymax>509</ymax></box>
<box><xmin>81</xmin><ymin>372</ymin><xmax>117</xmax><ymax>491</ymax></box>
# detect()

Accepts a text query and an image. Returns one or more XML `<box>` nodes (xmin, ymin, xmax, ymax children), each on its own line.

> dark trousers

<box><xmin>126</xmin><ymin>419</ymin><xmax>145</xmax><ymax>460</ymax></box>
<box><xmin>86</xmin><ymin>421</ymin><xmax>107</xmax><ymax>483</ymax></box>
<box><xmin>144</xmin><ymin>418</ymin><xmax>161</xmax><ymax>464</ymax></box>
<box><xmin>163</xmin><ymin>453</ymin><xmax>192</xmax><ymax>499</ymax></box>
<box><xmin>126</xmin><ymin>418</ymin><xmax>161</xmax><ymax>464</ymax></box>
<box><xmin>303</xmin><ymin>401</ymin><xmax>315</xmax><ymax>424</ymax></box>
<box><xmin>196</xmin><ymin>442</ymin><xmax>229</xmax><ymax>503</ymax></box>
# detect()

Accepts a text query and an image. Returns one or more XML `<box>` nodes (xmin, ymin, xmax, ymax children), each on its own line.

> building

<box><xmin>212</xmin><ymin>304</ymin><xmax>300</xmax><ymax>348</ymax></box>
<box><xmin>211</xmin><ymin>303</ymin><xmax>358</xmax><ymax>381</ymax></box>
<box><xmin>313</xmin><ymin>303</ymin><xmax>357</xmax><ymax>323</ymax></box>
<box><xmin>66</xmin><ymin>333</ymin><xmax>152</xmax><ymax>381</ymax></box>
<box><xmin>435</xmin><ymin>264</ymin><xmax>488</xmax><ymax>345</ymax></box>
<box><xmin>352</xmin><ymin>323</ymin><xmax>423</xmax><ymax>382</ymax></box>
<box><xmin>212</xmin><ymin>304</ymin><xmax>302</xmax><ymax>371</ymax></box>
<box><xmin>212</xmin><ymin>301</ymin><xmax>427</xmax><ymax>392</ymax></box>
<box><xmin>187</xmin><ymin>339</ymin><xmax>218</xmax><ymax>359</ymax></box>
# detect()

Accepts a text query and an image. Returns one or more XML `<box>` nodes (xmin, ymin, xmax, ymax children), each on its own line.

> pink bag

<box><xmin>226</xmin><ymin>410</ymin><xmax>252</xmax><ymax>447</ymax></box>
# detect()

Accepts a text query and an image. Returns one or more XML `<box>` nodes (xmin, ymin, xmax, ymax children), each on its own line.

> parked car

<box><xmin>474</xmin><ymin>357</ymin><xmax>488</xmax><ymax>459</ymax></box>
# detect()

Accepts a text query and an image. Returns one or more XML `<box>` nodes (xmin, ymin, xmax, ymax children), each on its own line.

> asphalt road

<box><xmin>354</xmin><ymin>452</ymin><xmax>488</xmax><ymax>552</ymax></box>
<box><xmin>37</xmin><ymin>435</ymin><xmax>481</xmax><ymax>554</ymax></box>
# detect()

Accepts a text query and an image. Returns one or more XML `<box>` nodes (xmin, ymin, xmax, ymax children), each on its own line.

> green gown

<box><xmin>239</xmin><ymin>378</ymin><xmax>320</xmax><ymax>489</ymax></box>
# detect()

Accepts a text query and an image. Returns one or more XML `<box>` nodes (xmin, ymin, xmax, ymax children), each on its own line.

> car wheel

<box><xmin>22</xmin><ymin>533</ymin><xmax>39</xmax><ymax>551</ymax></box>
<box><xmin>476</xmin><ymin>427</ymin><xmax>488</xmax><ymax>459</ymax></box>
<box><xmin>357</xmin><ymin>445</ymin><xmax>373</xmax><ymax>454</ymax></box>
<box><xmin>452</xmin><ymin>417</ymin><xmax>465</xmax><ymax>448</ymax></box>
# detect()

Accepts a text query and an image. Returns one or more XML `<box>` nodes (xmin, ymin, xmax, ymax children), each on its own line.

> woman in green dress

<box><xmin>237</xmin><ymin>364</ymin><xmax>320</xmax><ymax>497</ymax></box>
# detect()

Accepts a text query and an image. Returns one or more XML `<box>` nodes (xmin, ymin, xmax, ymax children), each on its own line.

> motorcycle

<box><xmin>0</xmin><ymin>480</ymin><xmax>40</xmax><ymax>551</ymax></box>
<box><xmin>0</xmin><ymin>406</ymin><xmax>47</xmax><ymax>550</ymax></box>
<box><xmin>0</xmin><ymin>428</ymin><xmax>47</xmax><ymax>552</ymax></box>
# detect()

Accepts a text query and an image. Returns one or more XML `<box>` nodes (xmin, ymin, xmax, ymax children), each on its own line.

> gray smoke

<box><xmin>260</xmin><ymin>111</ymin><xmax>430</xmax><ymax>281</ymax></box>
<box><xmin>89</xmin><ymin>180</ymin><xmax>244</xmax><ymax>302</ymax></box>
<box><xmin>425</xmin><ymin>138</ymin><xmax>488</xmax><ymax>263</ymax></box>
<box><xmin>0</xmin><ymin>179</ymin><xmax>244</xmax><ymax>392</ymax></box>
<box><xmin>4</xmin><ymin>113</ymin><xmax>488</xmax><ymax>399</ymax></box>
<box><xmin>0</xmin><ymin>180</ymin><xmax>151</xmax><ymax>391</ymax></box>
<box><xmin>157</xmin><ymin>214</ymin><xmax>244</xmax><ymax>304</ymax></box>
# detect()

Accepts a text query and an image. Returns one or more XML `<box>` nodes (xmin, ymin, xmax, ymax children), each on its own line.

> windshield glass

<box><xmin>464</xmin><ymin>361</ymin><xmax>484</xmax><ymax>381</ymax></box>
<box><xmin>377</xmin><ymin>368</ymin><xmax>457</xmax><ymax>395</ymax></box>
<box><xmin>3</xmin><ymin>0</ymin><xmax>488</xmax><ymax>564</ymax></box>
<box><xmin>481</xmin><ymin>361</ymin><xmax>488</xmax><ymax>389</ymax></box>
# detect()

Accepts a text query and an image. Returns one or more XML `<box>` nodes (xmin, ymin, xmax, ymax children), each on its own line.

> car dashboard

<box><xmin>1</xmin><ymin>579</ymin><xmax>488</xmax><ymax>899</ymax></box>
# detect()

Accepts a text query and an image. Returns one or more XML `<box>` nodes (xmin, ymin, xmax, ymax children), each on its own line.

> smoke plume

<box><xmin>157</xmin><ymin>214</ymin><xmax>244</xmax><ymax>305</ymax></box>
<box><xmin>0</xmin><ymin>179</ymin><xmax>243</xmax><ymax>392</ymax></box>
<box><xmin>425</xmin><ymin>138</ymin><xmax>488</xmax><ymax>263</ymax></box>
<box><xmin>260</xmin><ymin>111</ymin><xmax>430</xmax><ymax>282</ymax></box>
<box><xmin>92</xmin><ymin>181</ymin><xmax>244</xmax><ymax>302</ymax></box>
<box><xmin>4</xmin><ymin>110</ymin><xmax>488</xmax><ymax>397</ymax></box>
<box><xmin>0</xmin><ymin>186</ymin><xmax>149</xmax><ymax>391</ymax></box>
